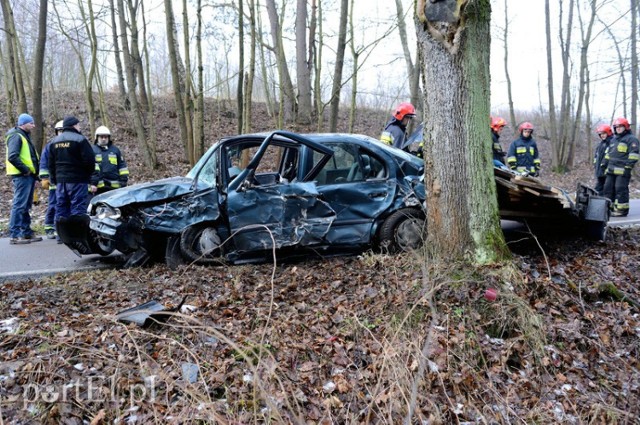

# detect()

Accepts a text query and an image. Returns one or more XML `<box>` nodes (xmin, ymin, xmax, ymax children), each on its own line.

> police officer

<box><xmin>593</xmin><ymin>124</ymin><xmax>613</xmax><ymax>196</ymax></box>
<box><xmin>507</xmin><ymin>122</ymin><xmax>541</xmax><ymax>176</ymax></box>
<box><xmin>48</xmin><ymin>116</ymin><xmax>96</xmax><ymax>224</ymax></box>
<box><xmin>90</xmin><ymin>126</ymin><xmax>129</xmax><ymax>195</ymax></box>
<box><xmin>602</xmin><ymin>117</ymin><xmax>639</xmax><ymax>217</ymax></box>
<box><xmin>380</xmin><ymin>102</ymin><xmax>416</xmax><ymax>150</ymax></box>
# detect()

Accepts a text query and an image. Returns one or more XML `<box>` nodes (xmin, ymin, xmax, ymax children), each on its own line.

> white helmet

<box><xmin>54</xmin><ymin>120</ymin><xmax>64</xmax><ymax>130</ymax></box>
<box><xmin>95</xmin><ymin>125</ymin><xmax>111</xmax><ymax>140</ymax></box>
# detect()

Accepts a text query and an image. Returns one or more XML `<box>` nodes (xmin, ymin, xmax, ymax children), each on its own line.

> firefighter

<box><xmin>90</xmin><ymin>126</ymin><xmax>129</xmax><ymax>195</ymax></box>
<box><xmin>39</xmin><ymin>120</ymin><xmax>64</xmax><ymax>238</ymax></box>
<box><xmin>507</xmin><ymin>122</ymin><xmax>541</xmax><ymax>176</ymax></box>
<box><xmin>380</xmin><ymin>102</ymin><xmax>416</xmax><ymax>150</ymax></box>
<box><xmin>593</xmin><ymin>124</ymin><xmax>613</xmax><ymax>196</ymax></box>
<box><xmin>602</xmin><ymin>117</ymin><xmax>639</xmax><ymax>217</ymax></box>
<box><xmin>490</xmin><ymin>116</ymin><xmax>507</xmax><ymax>165</ymax></box>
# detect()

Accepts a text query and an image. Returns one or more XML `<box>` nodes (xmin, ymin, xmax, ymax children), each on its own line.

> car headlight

<box><xmin>95</xmin><ymin>204</ymin><xmax>121</xmax><ymax>220</ymax></box>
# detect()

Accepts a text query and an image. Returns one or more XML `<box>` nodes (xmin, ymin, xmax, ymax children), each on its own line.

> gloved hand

<box><xmin>90</xmin><ymin>185</ymin><xmax>98</xmax><ymax>193</ymax></box>
<box><xmin>41</xmin><ymin>178</ymin><xmax>50</xmax><ymax>190</ymax></box>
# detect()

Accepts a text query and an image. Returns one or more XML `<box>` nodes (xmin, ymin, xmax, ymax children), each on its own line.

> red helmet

<box><xmin>394</xmin><ymin>102</ymin><xmax>416</xmax><ymax>120</ymax></box>
<box><xmin>490</xmin><ymin>116</ymin><xmax>507</xmax><ymax>131</ymax></box>
<box><xmin>595</xmin><ymin>124</ymin><xmax>613</xmax><ymax>137</ymax></box>
<box><xmin>612</xmin><ymin>117</ymin><xmax>630</xmax><ymax>130</ymax></box>
<box><xmin>518</xmin><ymin>122</ymin><xmax>534</xmax><ymax>133</ymax></box>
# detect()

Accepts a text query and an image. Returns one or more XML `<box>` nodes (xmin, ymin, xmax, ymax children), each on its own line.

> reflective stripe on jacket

<box><xmin>603</xmin><ymin>131</ymin><xmax>640</xmax><ymax>177</ymax></box>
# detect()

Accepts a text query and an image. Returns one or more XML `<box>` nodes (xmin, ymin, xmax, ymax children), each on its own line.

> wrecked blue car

<box><xmin>58</xmin><ymin>131</ymin><xmax>426</xmax><ymax>267</ymax></box>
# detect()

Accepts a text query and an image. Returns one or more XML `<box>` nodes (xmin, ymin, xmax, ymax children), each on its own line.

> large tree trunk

<box><xmin>328</xmin><ymin>0</ymin><xmax>348</xmax><ymax>132</ymax></box>
<box><xmin>31</xmin><ymin>0</ymin><xmax>48</xmax><ymax>153</ymax></box>
<box><xmin>416</xmin><ymin>0</ymin><xmax>508</xmax><ymax>264</ymax></box>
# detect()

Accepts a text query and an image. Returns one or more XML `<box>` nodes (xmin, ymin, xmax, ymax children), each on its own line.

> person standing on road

<box><xmin>39</xmin><ymin>120</ymin><xmax>64</xmax><ymax>239</ymax></box>
<box><xmin>507</xmin><ymin>122</ymin><xmax>541</xmax><ymax>176</ymax></box>
<box><xmin>490</xmin><ymin>116</ymin><xmax>508</xmax><ymax>166</ymax></box>
<box><xmin>593</xmin><ymin>124</ymin><xmax>613</xmax><ymax>196</ymax></box>
<box><xmin>5</xmin><ymin>113</ymin><xmax>43</xmax><ymax>245</ymax></box>
<box><xmin>380</xmin><ymin>102</ymin><xmax>416</xmax><ymax>151</ymax></box>
<box><xmin>602</xmin><ymin>117</ymin><xmax>639</xmax><ymax>217</ymax></box>
<box><xmin>90</xmin><ymin>125</ymin><xmax>129</xmax><ymax>196</ymax></box>
<box><xmin>48</xmin><ymin>116</ymin><xmax>96</xmax><ymax>227</ymax></box>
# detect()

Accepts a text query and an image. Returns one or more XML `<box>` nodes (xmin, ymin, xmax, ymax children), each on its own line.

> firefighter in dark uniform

<box><xmin>602</xmin><ymin>117</ymin><xmax>639</xmax><ymax>217</ymax></box>
<box><xmin>48</xmin><ymin>116</ymin><xmax>96</xmax><ymax>224</ymax></box>
<box><xmin>593</xmin><ymin>124</ymin><xmax>613</xmax><ymax>196</ymax></box>
<box><xmin>90</xmin><ymin>126</ymin><xmax>129</xmax><ymax>196</ymax></box>
<box><xmin>380</xmin><ymin>102</ymin><xmax>416</xmax><ymax>151</ymax></box>
<box><xmin>507</xmin><ymin>122</ymin><xmax>541</xmax><ymax>176</ymax></box>
<box><xmin>490</xmin><ymin>116</ymin><xmax>507</xmax><ymax>166</ymax></box>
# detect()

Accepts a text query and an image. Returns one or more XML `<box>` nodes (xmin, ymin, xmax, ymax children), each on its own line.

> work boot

<box><xmin>610</xmin><ymin>210</ymin><xmax>628</xmax><ymax>217</ymax></box>
<box><xmin>45</xmin><ymin>229</ymin><xmax>57</xmax><ymax>239</ymax></box>
<box><xmin>10</xmin><ymin>237</ymin><xmax>31</xmax><ymax>245</ymax></box>
<box><xmin>25</xmin><ymin>234</ymin><xmax>43</xmax><ymax>242</ymax></box>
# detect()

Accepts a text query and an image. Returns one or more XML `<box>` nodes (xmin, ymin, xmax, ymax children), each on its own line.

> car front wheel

<box><xmin>379</xmin><ymin>208</ymin><xmax>426</xmax><ymax>253</ymax></box>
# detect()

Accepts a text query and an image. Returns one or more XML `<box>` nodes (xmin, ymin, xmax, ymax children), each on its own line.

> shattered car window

<box><xmin>315</xmin><ymin>143</ymin><xmax>386</xmax><ymax>185</ymax></box>
<box><xmin>187</xmin><ymin>146</ymin><xmax>218</xmax><ymax>187</ymax></box>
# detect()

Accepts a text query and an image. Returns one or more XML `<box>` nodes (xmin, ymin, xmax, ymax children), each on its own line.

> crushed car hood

<box><xmin>91</xmin><ymin>177</ymin><xmax>203</xmax><ymax>207</ymax></box>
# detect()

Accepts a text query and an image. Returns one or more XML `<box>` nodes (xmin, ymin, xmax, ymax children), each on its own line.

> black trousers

<box><xmin>603</xmin><ymin>174</ymin><xmax>630</xmax><ymax>211</ymax></box>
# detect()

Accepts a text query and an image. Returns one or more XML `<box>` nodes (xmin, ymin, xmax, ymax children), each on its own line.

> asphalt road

<box><xmin>1</xmin><ymin>199</ymin><xmax>638</xmax><ymax>282</ymax></box>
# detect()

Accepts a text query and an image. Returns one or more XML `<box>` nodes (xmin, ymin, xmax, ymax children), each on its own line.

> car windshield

<box><xmin>186</xmin><ymin>144</ymin><xmax>218</xmax><ymax>187</ymax></box>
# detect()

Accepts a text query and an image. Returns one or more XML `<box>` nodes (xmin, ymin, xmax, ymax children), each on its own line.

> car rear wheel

<box><xmin>379</xmin><ymin>208</ymin><xmax>426</xmax><ymax>253</ymax></box>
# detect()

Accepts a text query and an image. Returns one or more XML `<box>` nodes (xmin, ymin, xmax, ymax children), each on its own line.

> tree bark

<box><xmin>237</xmin><ymin>0</ymin><xmax>244</xmax><ymax>134</ymax></box>
<box><xmin>416</xmin><ymin>0</ymin><xmax>509</xmax><ymax>263</ymax></box>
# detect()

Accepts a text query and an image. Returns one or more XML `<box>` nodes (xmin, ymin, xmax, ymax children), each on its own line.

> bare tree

<box><xmin>502</xmin><ymin>0</ymin><xmax>516</xmax><ymax>128</ymax></box>
<box><xmin>328</xmin><ymin>0</ymin><xmax>348</xmax><ymax>132</ymax></box>
<box><xmin>242</xmin><ymin>0</ymin><xmax>257</xmax><ymax>134</ymax></box>
<box><xmin>164</xmin><ymin>0</ymin><xmax>192</xmax><ymax>163</ymax></box>
<box><xmin>236</xmin><ymin>0</ymin><xmax>244</xmax><ymax>134</ymax></box>
<box><xmin>108</xmin><ymin>0</ymin><xmax>129</xmax><ymax>109</ymax></box>
<box><xmin>118</xmin><ymin>0</ymin><xmax>156</xmax><ymax>168</ymax></box>
<box><xmin>31</xmin><ymin>0</ymin><xmax>48</xmax><ymax>152</ymax></box>
<box><xmin>630</xmin><ymin>0</ymin><xmax>637</xmax><ymax>132</ymax></box>
<box><xmin>265</xmin><ymin>0</ymin><xmax>296</xmax><ymax>124</ymax></box>
<box><xmin>1</xmin><ymin>0</ymin><xmax>27</xmax><ymax>113</ymax></box>
<box><xmin>415</xmin><ymin>0</ymin><xmax>508</xmax><ymax>263</ymax></box>
<box><xmin>295</xmin><ymin>0</ymin><xmax>312</xmax><ymax>124</ymax></box>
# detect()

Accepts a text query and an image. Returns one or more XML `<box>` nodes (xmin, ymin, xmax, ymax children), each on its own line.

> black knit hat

<box><xmin>62</xmin><ymin>116</ymin><xmax>79</xmax><ymax>128</ymax></box>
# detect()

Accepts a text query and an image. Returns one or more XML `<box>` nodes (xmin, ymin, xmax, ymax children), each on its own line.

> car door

<box><xmin>314</xmin><ymin>142</ymin><xmax>395</xmax><ymax>245</ymax></box>
<box><xmin>225</xmin><ymin>131</ymin><xmax>336</xmax><ymax>253</ymax></box>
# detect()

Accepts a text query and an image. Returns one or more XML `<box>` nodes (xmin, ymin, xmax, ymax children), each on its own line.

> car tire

<box><xmin>165</xmin><ymin>235</ymin><xmax>186</xmax><ymax>269</ymax></box>
<box><xmin>379</xmin><ymin>208</ymin><xmax>426</xmax><ymax>253</ymax></box>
